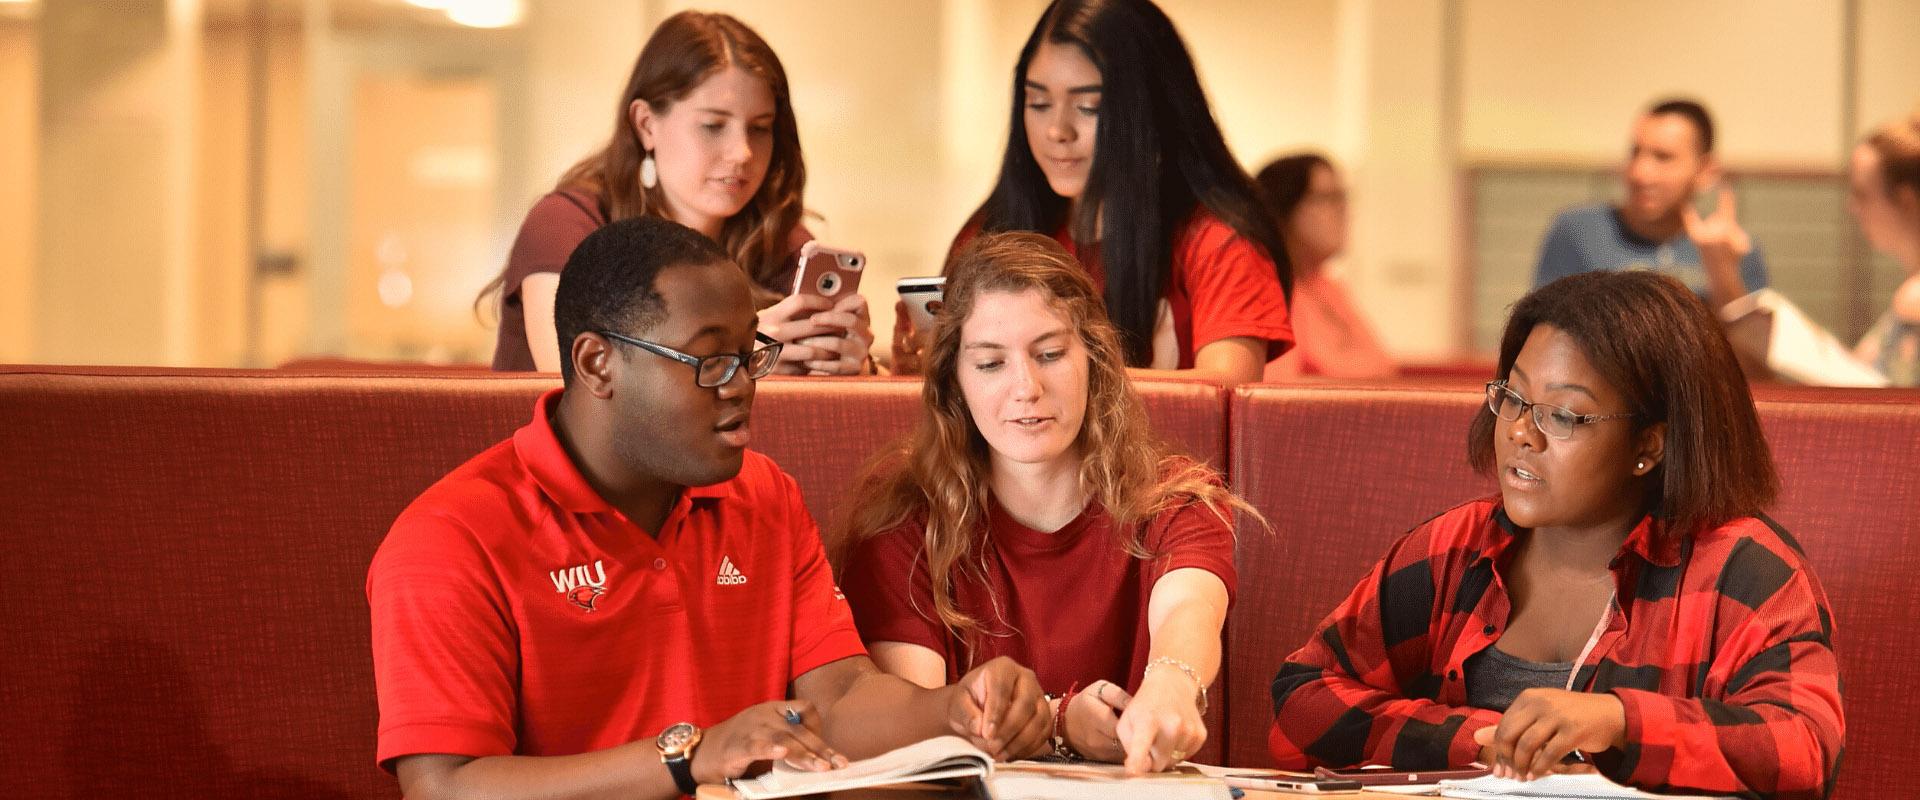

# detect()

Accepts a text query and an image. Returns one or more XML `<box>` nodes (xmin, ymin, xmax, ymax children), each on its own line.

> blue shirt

<box><xmin>1531</xmin><ymin>204</ymin><xmax>1769</xmax><ymax>294</ymax></box>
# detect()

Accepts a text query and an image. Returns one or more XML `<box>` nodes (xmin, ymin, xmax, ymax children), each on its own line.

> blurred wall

<box><xmin>2</xmin><ymin>0</ymin><xmax>1917</xmax><ymax>366</ymax></box>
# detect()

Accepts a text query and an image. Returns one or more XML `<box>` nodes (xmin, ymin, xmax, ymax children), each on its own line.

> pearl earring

<box><xmin>1636</xmin><ymin>460</ymin><xmax>1647</xmax><ymax>471</ymax></box>
<box><xmin>640</xmin><ymin>151</ymin><xmax>658</xmax><ymax>189</ymax></box>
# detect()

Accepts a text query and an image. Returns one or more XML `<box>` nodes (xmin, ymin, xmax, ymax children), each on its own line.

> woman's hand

<box><xmin>1473</xmin><ymin>688</ymin><xmax>1626</xmax><ymax>781</ymax></box>
<box><xmin>889</xmin><ymin>300</ymin><xmax>925</xmax><ymax>376</ymax></box>
<box><xmin>1115</xmin><ymin>670</ymin><xmax>1207</xmax><ymax>774</ymax></box>
<box><xmin>1062</xmin><ymin>680</ymin><xmax>1129</xmax><ymax>762</ymax></box>
<box><xmin>795</xmin><ymin>293</ymin><xmax>873</xmax><ymax>375</ymax></box>
<box><xmin>757</xmin><ymin>293</ymin><xmax>872</xmax><ymax>376</ymax></box>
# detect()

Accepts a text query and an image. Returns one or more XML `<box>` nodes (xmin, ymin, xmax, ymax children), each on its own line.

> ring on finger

<box><xmin>782</xmin><ymin>707</ymin><xmax>804</xmax><ymax>725</ymax></box>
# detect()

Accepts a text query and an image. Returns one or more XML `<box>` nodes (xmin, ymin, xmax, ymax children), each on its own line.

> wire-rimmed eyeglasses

<box><xmin>1485</xmin><ymin>380</ymin><xmax>1636</xmax><ymax>440</ymax></box>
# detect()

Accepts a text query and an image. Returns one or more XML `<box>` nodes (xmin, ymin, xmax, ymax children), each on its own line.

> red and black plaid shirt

<box><xmin>1268</xmin><ymin>497</ymin><xmax>1843</xmax><ymax>800</ymax></box>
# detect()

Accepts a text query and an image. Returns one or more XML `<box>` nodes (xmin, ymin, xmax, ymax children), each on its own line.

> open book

<box><xmin>1720</xmin><ymin>288</ymin><xmax>1889</xmax><ymax>387</ymax></box>
<box><xmin>728</xmin><ymin>736</ymin><xmax>1229</xmax><ymax>800</ymax></box>
<box><xmin>1438</xmin><ymin>773</ymin><xmax>1735</xmax><ymax>800</ymax></box>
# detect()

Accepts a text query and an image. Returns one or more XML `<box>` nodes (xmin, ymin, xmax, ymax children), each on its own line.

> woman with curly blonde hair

<box><xmin>840</xmin><ymin>231</ymin><xmax>1258</xmax><ymax>774</ymax></box>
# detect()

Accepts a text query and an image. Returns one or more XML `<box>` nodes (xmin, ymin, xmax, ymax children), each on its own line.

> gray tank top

<box><xmin>1464</xmin><ymin>645</ymin><xmax>1575</xmax><ymax>712</ymax></box>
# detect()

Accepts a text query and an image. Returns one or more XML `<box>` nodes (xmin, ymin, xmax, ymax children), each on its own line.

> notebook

<box><xmin>728</xmin><ymin>736</ymin><xmax>1230</xmax><ymax>800</ymax></box>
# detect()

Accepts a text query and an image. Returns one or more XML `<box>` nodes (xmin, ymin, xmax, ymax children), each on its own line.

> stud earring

<box><xmin>640</xmin><ymin>151</ymin><xmax>658</xmax><ymax>189</ymax></box>
<box><xmin>1636</xmin><ymin>460</ymin><xmax>1647</xmax><ymax>471</ymax></box>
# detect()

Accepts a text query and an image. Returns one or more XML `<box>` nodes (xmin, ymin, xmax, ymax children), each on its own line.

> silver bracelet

<box><xmin>1144</xmin><ymin>657</ymin><xmax>1209</xmax><ymax>716</ymax></box>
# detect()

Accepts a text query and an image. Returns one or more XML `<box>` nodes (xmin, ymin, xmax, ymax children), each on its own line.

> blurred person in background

<box><xmin>892</xmin><ymin>0</ymin><xmax>1293</xmax><ymax>385</ymax></box>
<box><xmin>479</xmin><ymin>11</ymin><xmax>872</xmax><ymax>376</ymax></box>
<box><xmin>1254</xmin><ymin>153</ymin><xmax>1395</xmax><ymax>379</ymax></box>
<box><xmin>1533</xmin><ymin>98</ymin><xmax>1770</xmax><ymax>300</ymax></box>
<box><xmin>1703</xmin><ymin>109</ymin><xmax>1920</xmax><ymax>387</ymax></box>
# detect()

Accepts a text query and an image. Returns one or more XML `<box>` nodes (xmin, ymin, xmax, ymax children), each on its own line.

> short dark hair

<box><xmin>1467</xmin><ymin>271</ymin><xmax>1778</xmax><ymax>536</ymax></box>
<box><xmin>552</xmin><ymin>216</ymin><xmax>730</xmax><ymax>386</ymax></box>
<box><xmin>1253</xmin><ymin>152</ymin><xmax>1332</xmax><ymax>225</ymax></box>
<box><xmin>1648</xmin><ymin>97</ymin><xmax>1715</xmax><ymax>155</ymax></box>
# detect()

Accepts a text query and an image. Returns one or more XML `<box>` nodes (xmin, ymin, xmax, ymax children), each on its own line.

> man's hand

<box><xmin>1683</xmin><ymin>185</ymin><xmax>1753</xmax><ymax>307</ymax></box>
<box><xmin>690</xmin><ymin>700</ymin><xmax>848</xmax><ymax>785</ymax></box>
<box><xmin>889</xmin><ymin>300</ymin><xmax>925</xmax><ymax>376</ymax></box>
<box><xmin>1473</xmin><ymin>689</ymin><xmax>1626</xmax><ymax>782</ymax></box>
<box><xmin>942</xmin><ymin>656</ymin><xmax>1050</xmax><ymax>760</ymax></box>
<box><xmin>1115</xmin><ymin>669</ymin><xmax>1207</xmax><ymax>774</ymax></box>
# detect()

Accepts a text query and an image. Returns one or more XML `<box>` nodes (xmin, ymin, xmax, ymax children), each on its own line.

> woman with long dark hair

<box><xmin>1254</xmin><ymin>153</ymin><xmax>1395</xmax><ymax>379</ymax></box>
<box><xmin>893</xmin><ymin>0</ymin><xmax>1292</xmax><ymax>384</ymax></box>
<box><xmin>480</xmin><ymin>11</ymin><xmax>871</xmax><ymax>376</ymax></box>
<box><xmin>843</xmin><ymin>233</ymin><xmax>1260</xmax><ymax>774</ymax></box>
<box><xmin>1269</xmin><ymin>271</ymin><xmax>1843</xmax><ymax>799</ymax></box>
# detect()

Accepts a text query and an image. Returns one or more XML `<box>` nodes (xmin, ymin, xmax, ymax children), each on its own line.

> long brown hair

<box><xmin>478</xmin><ymin>11</ymin><xmax>805</xmax><ymax>312</ymax></box>
<box><xmin>842</xmin><ymin>231</ymin><xmax>1260</xmax><ymax>642</ymax></box>
<box><xmin>1867</xmin><ymin>108</ymin><xmax>1920</xmax><ymax>227</ymax></box>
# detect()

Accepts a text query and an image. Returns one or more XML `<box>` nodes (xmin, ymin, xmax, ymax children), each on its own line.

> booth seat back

<box><xmin>0</xmin><ymin>368</ymin><xmax>550</xmax><ymax>800</ymax></box>
<box><xmin>1749</xmin><ymin>389</ymin><xmax>1920</xmax><ymax>800</ymax></box>
<box><xmin>0</xmin><ymin>369</ymin><xmax>1228</xmax><ymax>798</ymax></box>
<box><xmin>1223</xmin><ymin>385</ymin><xmax>1494</xmax><ymax>769</ymax></box>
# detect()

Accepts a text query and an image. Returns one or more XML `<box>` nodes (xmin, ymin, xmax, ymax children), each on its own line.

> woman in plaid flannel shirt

<box><xmin>1268</xmin><ymin>271</ymin><xmax>1843</xmax><ymax>800</ymax></box>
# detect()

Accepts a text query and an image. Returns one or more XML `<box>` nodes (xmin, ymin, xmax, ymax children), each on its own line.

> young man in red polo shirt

<box><xmin>368</xmin><ymin>217</ymin><xmax>1050</xmax><ymax>800</ymax></box>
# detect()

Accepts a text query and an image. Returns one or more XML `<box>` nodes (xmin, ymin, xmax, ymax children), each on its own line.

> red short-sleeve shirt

<box><xmin>836</xmin><ymin>485</ymin><xmax>1237</xmax><ymax>694</ymax></box>
<box><xmin>367</xmin><ymin>388</ymin><xmax>865</xmax><ymax>768</ymax></box>
<box><xmin>949</xmin><ymin>211</ymin><xmax>1294</xmax><ymax>369</ymax></box>
<box><xmin>490</xmin><ymin>189</ymin><xmax>813</xmax><ymax>371</ymax></box>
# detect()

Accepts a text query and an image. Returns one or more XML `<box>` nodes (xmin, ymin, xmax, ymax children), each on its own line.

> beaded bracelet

<box><xmin>1048</xmin><ymin>682</ymin><xmax>1083</xmax><ymax>760</ymax></box>
<box><xmin>1144</xmin><ymin>657</ymin><xmax>1209</xmax><ymax>716</ymax></box>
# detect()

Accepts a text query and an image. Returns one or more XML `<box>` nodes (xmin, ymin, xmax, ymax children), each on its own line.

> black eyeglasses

<box><xmin>598</xmin><ymin>330</ymin><xmax>783</xmax><ymax>388</ymax></box>
<box><xmin>1485</xmin><ymin>380</ymin><xmax>1636</xmax><ymax>440</ymax></box>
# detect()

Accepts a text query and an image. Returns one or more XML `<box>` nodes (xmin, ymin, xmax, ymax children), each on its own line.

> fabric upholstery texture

<box><xmin>0</xmin><ymin>368</ymin><xmax>554</xmax><ymax>800</ymax></box>
<box><xmin>1752</xmin><ymin>393</ymin><xmax>1920</xmax><ymax>800</ymax></box>
<box><xmin>1224</xmin><ymin>385</ymin><xmax>1494</xmax><ymax>769</ymax></box>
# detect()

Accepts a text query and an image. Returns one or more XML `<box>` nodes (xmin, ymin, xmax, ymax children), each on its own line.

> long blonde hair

<box><xmin>478</xmin><ymin>11</ymin><xmax>805</xmax><ymax>313</ymax></box>
<box><xmin>841</xmin><ymin>231</ymin><xmax>1262</xmax><ymax>644</ymax></box>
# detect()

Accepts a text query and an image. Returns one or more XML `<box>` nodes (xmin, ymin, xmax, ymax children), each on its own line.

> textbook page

<box><xmin>729</xmin><ymin>735</ymin><xmax>990</xmax><ymax>799</ymax></box>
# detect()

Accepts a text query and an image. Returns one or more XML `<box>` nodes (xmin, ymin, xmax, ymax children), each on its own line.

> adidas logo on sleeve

<box><xmin>715</xmin><ymin>556</ymin><xmax>748</xmax><ymax>586</ymax></box>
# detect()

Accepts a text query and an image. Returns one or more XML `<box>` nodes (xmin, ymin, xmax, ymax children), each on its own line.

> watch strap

<box><xmin>664</xmin><ymin>750</ymin><xmax>698</xmax><ymax>796</ymax></box>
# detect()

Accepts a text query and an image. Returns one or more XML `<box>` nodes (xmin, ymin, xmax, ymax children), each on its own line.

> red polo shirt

<box><xmin>368</xmin><ymin>389</ymin><xmax>865</xmax><ymax>768</ymax></box>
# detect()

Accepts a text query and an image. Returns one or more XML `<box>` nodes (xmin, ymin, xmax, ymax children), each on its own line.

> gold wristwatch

<box><xmin>656</xmin><ymin>721</ymin><xmax>703</xmax><ymax>795</ymax></box>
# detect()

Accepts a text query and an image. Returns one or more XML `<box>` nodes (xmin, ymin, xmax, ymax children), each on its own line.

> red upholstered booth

<box><xmin>0</xmin><ymin>368</ymin><xmax>1229</xmax><ymax>798</ymax></box>
<box><xmin>1222</xmin><ymin>385</ymin><xmax>1495</xmax><ymax>770</ymax></box>
<box><xmin>4</xmin><ymin>366</ymin><xmax>1912</xmax><ymax>799</ymax></box>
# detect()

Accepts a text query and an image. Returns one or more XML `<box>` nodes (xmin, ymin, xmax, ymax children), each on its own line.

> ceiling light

<box><xmin>443</xmin><ymin>0</ymin><xmax>522</xmax><ymax>28</ymax></box>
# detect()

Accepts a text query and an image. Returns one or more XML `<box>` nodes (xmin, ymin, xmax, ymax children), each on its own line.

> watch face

<box><xmin>658</xmin><ymin>722</ymin><xmax>696</xmax><ymax>754</ymax></box>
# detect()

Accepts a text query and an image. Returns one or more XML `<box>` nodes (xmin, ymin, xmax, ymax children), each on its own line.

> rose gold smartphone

<box><xmin>792</xmin><ymin>241</ymin><xmax>866</xmax><ymax>300</ymax></box>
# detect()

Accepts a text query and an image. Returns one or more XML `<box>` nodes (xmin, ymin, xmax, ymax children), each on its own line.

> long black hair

<box><xmin>1253</xmin><ymin>152</ymin><xmax>1331</xmax><ymax>227</ymax></box>
<box><xmin>972</xmin><ymin>0</ymin><xmax>1292</xmax><ymax>365</ymax></box>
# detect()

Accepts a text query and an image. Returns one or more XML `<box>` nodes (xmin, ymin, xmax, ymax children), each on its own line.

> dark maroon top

<box><xmin>490</xmin><ymin>188</ymin><xmax>810</xmax><ymax>372</ymax></box>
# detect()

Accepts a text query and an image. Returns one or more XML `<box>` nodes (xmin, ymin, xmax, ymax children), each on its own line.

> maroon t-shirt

<box><xmin>838</xmin><ymin>487</ymin><xmax>1237</xmax><ymax>694</ymax></box>
<box><xmin>490</xmin><ymin>188</ymin><xmax>811</xmax><ymax>371</ymax></box>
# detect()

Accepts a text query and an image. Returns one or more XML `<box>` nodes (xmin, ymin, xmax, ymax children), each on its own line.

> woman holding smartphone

<box><xmin>480</xmin><ymin>10</ymin><xmax>871</xmax><ymax>375</ymax></box>
<box><xmin>842</xmin><ymin>232</ymin><xmax>1257</xmax><ymax>775</ymax></box>
<box><xmin>1268</xmin><ymin>271</ymin><xmax>1843</xmax><ymax>800</ymax></box>
<box><xmin>893</xmin><ymin>0</ymin><xmax>1292</xmax><ymax>384</ymax></box>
